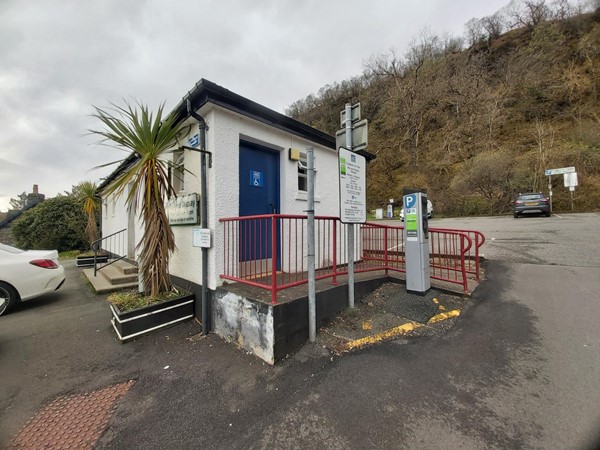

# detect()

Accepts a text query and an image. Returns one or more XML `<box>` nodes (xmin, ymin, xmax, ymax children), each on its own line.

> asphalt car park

<box><xmin>1</xmin><ymin>213</ymin><xmax>599</xmax><ymax>449</ymax></box>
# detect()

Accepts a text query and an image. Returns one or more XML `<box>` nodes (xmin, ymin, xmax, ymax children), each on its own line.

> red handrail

<box><xmin>218</xmin><ymin>215</ymin><xmax>483</xmax><ymax>302</ymax></box>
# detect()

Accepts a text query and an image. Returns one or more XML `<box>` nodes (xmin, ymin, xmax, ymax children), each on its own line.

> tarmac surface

<box><xmin>1</xmin><ymin>213</ymin><xmax>599</xmax><ymax>449</ymax></box>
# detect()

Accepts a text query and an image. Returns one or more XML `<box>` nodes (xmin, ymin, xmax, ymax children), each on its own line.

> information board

<box><xmin>338</xmin><ymin>147</ymin><xmax>366</xmax><ymax>223</ymax></box>
<box><xmin>167</xmin><ymin>193</ymin><xmax>199</xmax><ymax>225</ymax></box>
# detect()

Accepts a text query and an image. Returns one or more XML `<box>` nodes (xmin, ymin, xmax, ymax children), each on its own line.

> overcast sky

<box><xmin>0</xmin><ymin>0</ymin><xmax>509</xmax><ymax>212</ymax></box>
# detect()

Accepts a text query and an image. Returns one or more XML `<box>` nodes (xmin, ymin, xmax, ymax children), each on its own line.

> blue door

<box><xmin>239</xmin><ymin>142</ymin><xmax>280</xmax><ymax>266</ymax></box>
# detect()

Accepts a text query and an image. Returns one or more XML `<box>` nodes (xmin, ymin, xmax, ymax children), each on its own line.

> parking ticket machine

<box><xmin>403</xmin><ymin>189</ymin><xmax>430</xmax><ymax>294</ymax></box>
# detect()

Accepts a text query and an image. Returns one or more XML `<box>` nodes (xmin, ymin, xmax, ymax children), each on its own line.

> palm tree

<box><xmin>75</xmin><ymin>181</ymin><xmax>100</xmax><ymax>250</ymax></box>
<box><xmin>90</xmin><ymin>101</ymin><xmax>189</xmax><ymax>297</ymax></box>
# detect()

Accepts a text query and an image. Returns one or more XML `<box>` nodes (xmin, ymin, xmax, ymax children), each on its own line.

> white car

<box><xmin>0</xmin><ymin>243</ymin><xmax>66</xmax><ymax>316</ymax></box>
<box><xmin>400</xmin><ymin>199</ymin><xmax>433</xmax><ymax>221</ymax></box>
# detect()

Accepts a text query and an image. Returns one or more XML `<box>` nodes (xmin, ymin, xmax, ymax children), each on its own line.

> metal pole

<box><xmin>570</xmin><ymin>189</ymin><xmax>574</xmax><ymax>211</ymax></box>
<box><xmin>345</xmin><ymin>103</ymin><xmax>355</xmax><ymax>309</ymax></box>
<box><xmin>186</xmin><ymin>99</ymin><xmax>210</xmax><ymax>335</ymax></box>
<box><xmin>307</xmin><ymin>147</ymin><xmax>316</xmax><ymax>342</ymax></box>
<box><xmin>200</xmin><ymin>150</ymin><xmax>209</xmax><ymax>335</ymax></box>
<box><xmin>548</xmin><ymin>175</ymin><xmax>553</xmax><ymax>213</ymax></box>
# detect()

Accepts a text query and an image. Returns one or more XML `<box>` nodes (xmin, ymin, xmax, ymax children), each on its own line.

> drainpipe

<box><xmin>187</xmin><ymin>99</ymin><xmax>210</xmax><ymax>335</ymax></box>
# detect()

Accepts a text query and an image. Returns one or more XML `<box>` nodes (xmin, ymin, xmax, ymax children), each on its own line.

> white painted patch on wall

<box><xmin>213</xmin><ymin>291</ymin><xmax>275</xmax><ymax>364</ymax></box>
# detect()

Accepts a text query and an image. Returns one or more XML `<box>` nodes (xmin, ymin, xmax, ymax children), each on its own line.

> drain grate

<box><xmin>9</xmin><ymin>380</ymin><xmax>134</xmax><ymax>449</ymax></box>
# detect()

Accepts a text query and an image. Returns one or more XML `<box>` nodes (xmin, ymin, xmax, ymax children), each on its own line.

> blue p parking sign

<box><xmin>404</xmin><ymin>194</ymin><xmax>416</xmax><ymax>209</ymax></box>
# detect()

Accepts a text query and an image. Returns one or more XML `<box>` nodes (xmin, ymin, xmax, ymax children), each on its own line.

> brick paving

<box><xmin>8</xmin><ymin>381</ymin><xmax>134</xmax><ymax>449</ymax></box>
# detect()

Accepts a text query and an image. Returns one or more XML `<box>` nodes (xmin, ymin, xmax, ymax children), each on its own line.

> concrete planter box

<box><xmin>110</xmin><ymin>290</ymin><xmax>194</xmax><ymax>342</ymax></box>
<box><xmin>76</xmin><ymin>255</ymin><xmax>108</xmax><ymax>267</ymax></box>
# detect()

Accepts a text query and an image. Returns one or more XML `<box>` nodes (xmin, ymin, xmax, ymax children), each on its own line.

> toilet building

<box><xmin>98</xmin><ymin>79</ymin><xmax>341</xmax><ymax>316</ymax></box>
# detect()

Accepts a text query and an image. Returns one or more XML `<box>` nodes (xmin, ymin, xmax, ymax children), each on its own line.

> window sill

<box><xmin>295</xmin><ymin>191</ymin><xmax>320</xmax><ymax>202</ymax></box>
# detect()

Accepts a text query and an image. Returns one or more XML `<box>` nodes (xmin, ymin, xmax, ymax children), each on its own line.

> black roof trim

<box><xmin>173</xmin><ymin>79</ymin><xmax>335</xmax><ymax>149</ymax></box>
<box><xmin>98</xmin><ymin>79</ymin><xmax>337</xmax><ymax>193</ymax></box>
<box><xmin>97</xmin><ymin>153</ymin><xmax>140</xmax><ymax>193</ymax></box>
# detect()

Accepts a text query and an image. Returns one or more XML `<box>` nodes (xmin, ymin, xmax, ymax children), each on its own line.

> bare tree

<box><xmin>508</xmin><ymin>0</ymin><xmax>551</xmax><ymax>29</ymax></box>
<box><xmin>464</xmin><ymin>18</ymin><xmax>485</xmax><ymax>47</ymax></box>
<box><xmin>532</xmin><ymin>119</ymin><xmax>555</xmax><ymax>192</ymax></box>
<box><xmin>364</xmin><ymin>50</ymin><xmax>405</xmax><ymax>79</ymax></box>
<box><xmin>587</xmin><ymin>0</ymin><xmax>600</xmax><ymax>11</ymax></box>
<box><xmin>450</xmin><ymin>151</ymin><xmax>513</xmax><ymax>214</ymax></box>
<box><xmin>481</xmin><ymin>13</ymin><xmax>506</xmax><ymax>42</ymax></box>
<box><xmin>551</xmin><ymin>0</ymin><xmax>575</xmax><ymax>18</ymax></box>
<box><xmin>440</xmin><ymin>32</ymin><xmax>464</xmax><ymax>54</ymax></box>
<box><xmin>405</xmin><ymin>28</ymin><xmax>443</xmax><ymax>70</ymax></box>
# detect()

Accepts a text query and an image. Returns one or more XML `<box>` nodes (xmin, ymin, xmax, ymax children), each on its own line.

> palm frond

<box><xmin>89</xmin><ymin>99</ymin><xmax>190</xmax><ymax>296</ymax></box>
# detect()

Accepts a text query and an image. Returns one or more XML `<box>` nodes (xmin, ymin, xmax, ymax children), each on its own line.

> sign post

<box><xmin>563</xmin><ymin>172</ymin><xmax>578</xmax><ymax>210</ymax></box>
<box><xmin>337</xmin><ymin>103</ymin><xmax>368</xmax><ymax>309</ymax></box>
<box><xmin>307</xmin><ymin>147</ymin><xmax>317</xmax><ymax>342</ymax></box>
<box><xmin>545</xmin><ymin>166</ymin><xmax>576</xmax><ymax>212</ymax></box>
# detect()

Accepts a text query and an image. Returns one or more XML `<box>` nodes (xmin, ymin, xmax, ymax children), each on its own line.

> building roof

<box><xmin>98</xmin><ymin>79</ymin><xmax>338</xmax><ymax>192</ymax></box>
<box><xmin>175</xmin><ymin>79</ymin><xmax>336</xmax><ymax>149</ymax></box>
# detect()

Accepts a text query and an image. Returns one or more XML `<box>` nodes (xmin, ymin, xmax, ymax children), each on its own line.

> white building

<box><xmin>98</xmin><ymin>79</ymin><xmax>342</xmax><ymax>318</ymax></box>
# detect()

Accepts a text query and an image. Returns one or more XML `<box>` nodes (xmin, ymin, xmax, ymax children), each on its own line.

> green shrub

<box><xmin>12</xmin><ymin>196</ymin><xmax>87</xmax><ymax>251</ymax></box>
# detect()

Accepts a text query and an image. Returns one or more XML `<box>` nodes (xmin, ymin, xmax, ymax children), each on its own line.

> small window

<box><xmin>172</xmin><ymin>151</ymin><xmax>185</xmax><ymax>192</ymax></box>
<box><xmin>297</xmin><ymin>152</ymin><xmax>315</xmax><ymax>192</ymax></box>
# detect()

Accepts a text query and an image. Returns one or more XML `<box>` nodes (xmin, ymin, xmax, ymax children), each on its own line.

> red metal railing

<box><xmin>219</xmin><ymin>214</ymin><xmax>484</xmax><ymax>303</ymax></box>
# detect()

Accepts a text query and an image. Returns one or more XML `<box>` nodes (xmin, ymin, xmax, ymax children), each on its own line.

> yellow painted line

<box><xmin>427</xmin><ymin>309</ymin><xmax>461</xmax><ymax>324</ymax></box>
<box><xmin>343</xmin><ymin>322</ymin><xmax>423</xmax><ymax>351</ymax></box>
<box><xmin>341</xmin><ymin>308</ymin><xmax>463</xmax><ymax>352</ymax></box>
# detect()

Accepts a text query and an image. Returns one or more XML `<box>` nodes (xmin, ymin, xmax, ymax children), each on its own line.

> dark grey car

<box><xmin>513</xmin><ymin>192</ymin><xmax>551</xmax><ymax>218</ymax></box>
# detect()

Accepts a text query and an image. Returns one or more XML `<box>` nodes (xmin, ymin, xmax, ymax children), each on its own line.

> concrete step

<box><xmin>82</xmin><ymin>268</ymin><xmax>138</xmax><ymax>295</ymax></box>
<box><xmin>99</xmin><ymin>264</ymin><xmax>139</xmax><ymax>285</ymax></box>
<box><xmin>113</xmin><ymin>259</ymin><xmax>138</xmax><ymax>275</ymax></box>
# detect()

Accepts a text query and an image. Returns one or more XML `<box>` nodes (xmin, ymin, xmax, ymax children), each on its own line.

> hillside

<box><xmin>287</xmin><ymin>9</ymin><xmax>600</xmax><ymax>215</ymax></box>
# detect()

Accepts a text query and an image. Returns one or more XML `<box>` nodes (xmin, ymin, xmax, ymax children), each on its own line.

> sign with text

<box><xmin>545</xmin><ymin>166</ymin><xmax>575</xmax><ymax>176</ymax></box>
<box><xmin>339</xmin><ymin>147</ymin><xmax>366</xmax><ymax>223</ymax></box>
<box><xmin>167</xmin><ymin>193</ymin><xmax>199</xmax><ymax>225</ymax></box>
<box><xmin>563</xmin><ymin>172</ymin><xmax>578</xmax><ymax>187</ymax></box>
<box><xmin>192</xmin><ymin>228</ymin><xmax>211</xmax><ymax>248</ymax></box>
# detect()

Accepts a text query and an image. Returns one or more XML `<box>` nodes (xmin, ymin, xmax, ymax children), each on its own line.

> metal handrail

<box><xmin>91</xmin><ymin>228</ymin><xmax>127</xmax><ymax>276</ymax></box>
<box><xmin>219</xmin><ymin>215</ymin><xmax>484</xmax><ymax>301</ymax></box>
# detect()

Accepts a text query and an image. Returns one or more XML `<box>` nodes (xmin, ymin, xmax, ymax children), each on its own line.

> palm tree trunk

<box><xmin>139</xmin><ymin>182</ymin><xmax>175</xmax><ymax>297</ymax></box>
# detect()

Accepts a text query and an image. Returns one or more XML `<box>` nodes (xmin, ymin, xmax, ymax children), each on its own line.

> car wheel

<box><xmin>545</xmin><ymin>212</ymin><xmax>551</xmax><ymax>217</ymax></box>
<box><xmin>513</xmin><ymin>213</ymin><xmax>519</xmax><ymax>218</ymax></box>
<box><xmin>0</xmin><ymin>282</ymin><xmax>19</xmax><ymax>316</ymax></box>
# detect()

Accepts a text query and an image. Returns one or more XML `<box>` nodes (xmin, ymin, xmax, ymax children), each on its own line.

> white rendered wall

<box><xmin>168</xmin><ymin>104</ymin><xmax>339</xmax><ymax>290</ymax></box>
<box><xmin>100</xmin><ymin>186</ymin><xmax>144</xmax><ymax>260</ymax></box>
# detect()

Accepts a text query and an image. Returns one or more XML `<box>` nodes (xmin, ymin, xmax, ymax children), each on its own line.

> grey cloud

<box><xmin>0</xmin><ymin>0</ymin><xmax>510</xmax><ymax>211</ymax></box>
